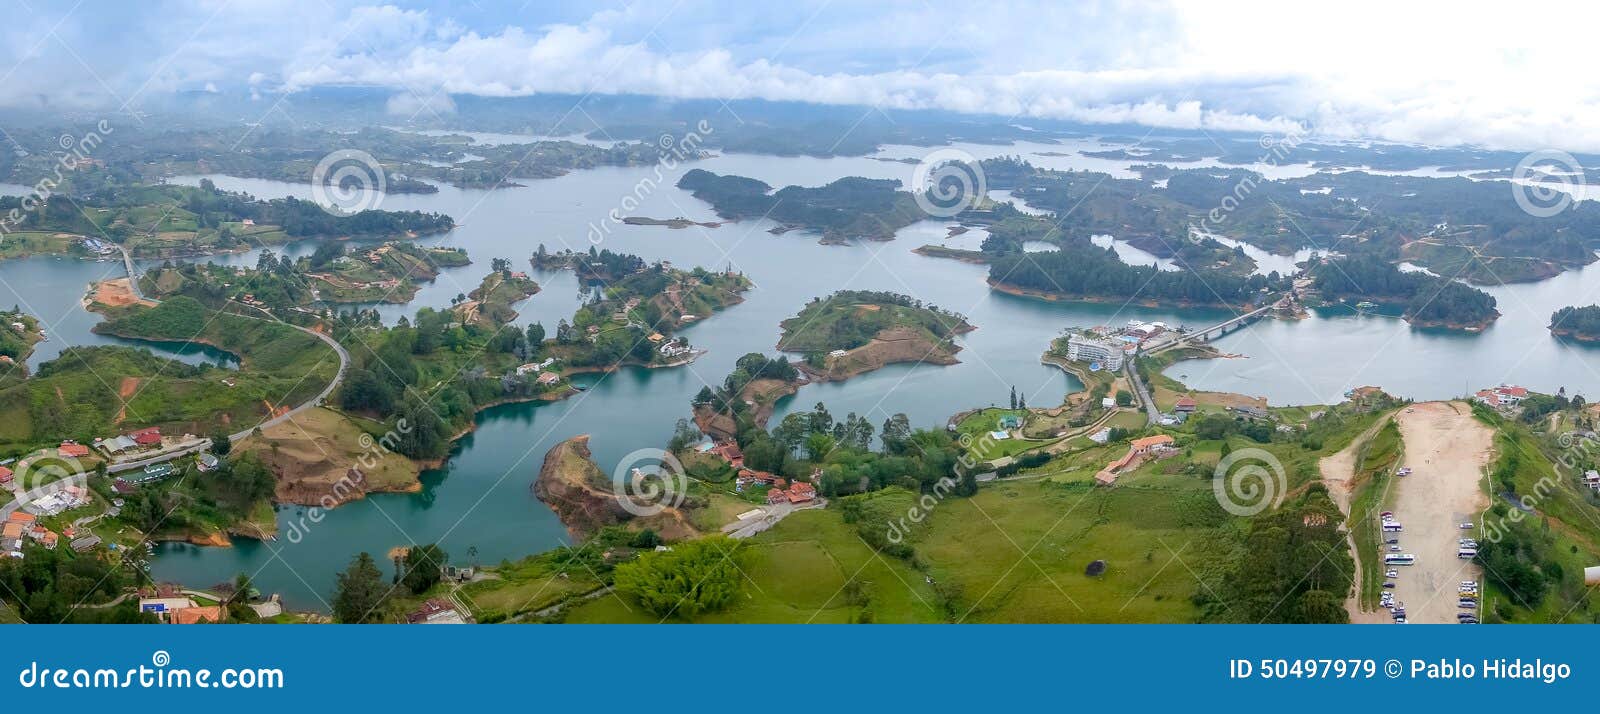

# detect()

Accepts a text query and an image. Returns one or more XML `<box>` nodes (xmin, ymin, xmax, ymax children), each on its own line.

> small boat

<box><xmin>1355</xmin><ymin>301</ymin><xmax>1378</xmax><ymax>309</ymax></box>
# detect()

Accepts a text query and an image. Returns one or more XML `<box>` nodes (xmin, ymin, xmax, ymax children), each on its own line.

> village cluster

<box><xmin>701</xmin><ymin>441</ymin><xmax>819</xmax><ymax>506</ymax></box>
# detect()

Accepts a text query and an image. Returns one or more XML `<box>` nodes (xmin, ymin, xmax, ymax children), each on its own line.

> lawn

<box><xmin>916</xmin><ymin>479</ymin><xmax>1229</xmax><ymax>623</ymax></box>
<box><xmin>458</xmin><ymin>557</ymin><xmax>602</xmax><ymax>623</ymax></box>
<box><xmin>563</xmin><ymin>508</ymin><xmax>943</xmax><ymax>623</ymax></box>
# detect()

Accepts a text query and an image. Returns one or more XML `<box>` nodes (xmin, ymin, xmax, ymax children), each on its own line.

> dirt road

<box><xmin>1318</xmin><ymin>417</ymin><xmax>1390</xmax><ymax>620</ymax></box>
<box><xmin>1387</xmin><ymin>402</ymin><xmax>1493</xmax><ymax>624</ymax></box>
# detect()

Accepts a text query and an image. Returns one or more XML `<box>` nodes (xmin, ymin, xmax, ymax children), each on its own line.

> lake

<box><xmin>2</xmin><ymin>140</ymin><xmax>1594</xmax><ymax>609</ymax></box>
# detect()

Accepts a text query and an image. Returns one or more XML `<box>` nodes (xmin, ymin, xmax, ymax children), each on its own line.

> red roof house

<box><xmin>712</xmin><ymin>442</ymin><xmax>744</xmax><ymax>468</ymax></box>
<box><xmin>58</xmin><ymin>442</ymin><xmax>90</xmax><ymax>458</ymax></box>
<box><xmin>786</xmin><ymin>482</ymin><xmax>817</xmax><ymax>504</ymax></box>
<box><xmin>131</xmin><ymin>427</ymin><xmax>162</xmax><ymax>446</ymax></box>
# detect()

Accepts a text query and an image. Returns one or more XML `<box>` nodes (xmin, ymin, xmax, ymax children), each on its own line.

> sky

<box><xmin>5</xmin><ymin>0</ymin><xmax>1600</xmax><ymax>151</ymax></box>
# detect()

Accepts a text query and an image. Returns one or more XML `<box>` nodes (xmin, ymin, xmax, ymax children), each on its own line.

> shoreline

<box><xmin>1550</xmin><ymin>326</ymin><xmax>1600</xmax><ymax>344</ymax></box>
<box><xmin>987</xmin><ymin>279</ymin><xmax>1251</xmax><ymax>311</ymax></box>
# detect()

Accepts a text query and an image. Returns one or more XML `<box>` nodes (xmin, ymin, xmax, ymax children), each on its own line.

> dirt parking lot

<box><xmin>1383</xmin><ymin>401</ymin><xmax>1493</xmax><ymax>624</ymax></box>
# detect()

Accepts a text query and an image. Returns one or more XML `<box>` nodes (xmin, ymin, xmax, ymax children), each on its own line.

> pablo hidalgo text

<box><xmin>1411</xmin><ymin>658</ymin><xmax>1571</xmax><ymax>683</ymax></box>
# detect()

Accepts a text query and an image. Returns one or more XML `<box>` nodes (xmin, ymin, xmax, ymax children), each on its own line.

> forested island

<box><xmin>677</xmin><ymin>169</ymin><xmax>926</xmax><ymax>242</ymax></box>
<box><xmin>987</xmin><ymin>236</ymin><xmax>1278</xmax><ymax>307</ymax></box>
<box><xmin>142</xmin><ymin>241</ymin><xmax>469</xmax><ymax>307</ymax></box>
<box><xmin>1307</xmin><ymin>255</ymin><xmax>1500</xmax><ymax>330</ymax></box>
<box><xmin>975</xmin><ymin>155</ymin><xmax>1600</xmax><ymax>284</ymax></box>
<box><xmin>0</xmin><ymin>179</ymin><xmax>454</xmax><ymax>263</ymax></box>
<box><xmin>777</xmin><ymin>290</ymin><xmax>975</xmax><ymax>381</ymax></box>
<box><xmin>1550</xmin><ymin>305</ymin><xmax>1600</xmax><ymax>342</ymax></box>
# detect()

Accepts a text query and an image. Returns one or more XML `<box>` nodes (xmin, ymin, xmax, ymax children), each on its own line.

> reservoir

<box><xmin>2</xmin><ymin>141</ymin><xmax>1592</xmax><ymax>609</ymax></box>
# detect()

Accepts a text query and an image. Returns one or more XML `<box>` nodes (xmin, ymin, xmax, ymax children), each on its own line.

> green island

<box><xmin>987</xmin><ymin>232</ymin><xmax>1279</xmax><ymax>308</ymax></box>
<box><xmin>976</xmin><ymin>156</ymin><xmax>1600</xmax><ymax>284</ymax></box>
<box><xmin>777</xmin><ymin>290</ymin><xmax>975</xmax><ymax>381</ymax></box>
<box><xmin>143</xmin><ymin>241</ymin><xmax>470</xmax><ymax>307</ymax></box>
<box><xmin>0</xmin><ymin>179</ymin><xmax>453</xmax><ymax>263</ymax></box>
<box><xmin>1306</xmin><ymin>254</ymin><xmax>1500</xmax><ymax>330</ymax></box>
<box><xmin>1549</xmin><ymin>305</ymin><xmax>1600</xmax><ymax>342</ymax></box>
<box><xmin>677</xmin><ymin>168</ymin><xmax>926</xmax><ymax>242</ymax></box>
<box><xmin>454</xmin><ymin>260</ymin><xmax>540</xmax><ymax>325</ymax></box>
<box><xmin>0</xmin><ymin>126</ymin><xmax>690</xmax><ymax>192</ymax></box>
<box><xmin>545</xmin><ymin>258</ymin><xmax>751</xmax><ymax>370</ymax></box>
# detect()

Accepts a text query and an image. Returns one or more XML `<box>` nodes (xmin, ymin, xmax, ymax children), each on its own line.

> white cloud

<box><xmin>9</xmin><ymin>1</ymin><xmax>1600</xmax><ymax>152</ymax></box>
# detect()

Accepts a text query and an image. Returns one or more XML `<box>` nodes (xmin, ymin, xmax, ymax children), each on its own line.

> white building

<box><xmin>1066</xmin><ymin>334</ymin><xmax>1125</xmax><ymax>370</ymax></box>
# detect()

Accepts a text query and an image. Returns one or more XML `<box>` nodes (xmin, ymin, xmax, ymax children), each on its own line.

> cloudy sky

<box><xmin>6</xmin><ymin>0</ymin><xmax>1600</xmax><ymax>150</ymax></box>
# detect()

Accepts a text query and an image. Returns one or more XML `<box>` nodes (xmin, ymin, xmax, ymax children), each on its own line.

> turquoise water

<box><xmin>0</xmin><ymin>142</ymin><xmax>1587</xmax><ymax>609</ymax></box>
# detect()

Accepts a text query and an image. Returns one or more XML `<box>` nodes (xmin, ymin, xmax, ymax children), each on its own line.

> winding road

<box><xmin>116</xmin><ymin>247</ymin><xmax>351</xmax><ymax>445</ymax></box>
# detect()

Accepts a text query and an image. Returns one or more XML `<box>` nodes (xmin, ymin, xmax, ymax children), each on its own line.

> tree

<box><xmin>880</xmin><ymin>413</ymin><xmax>912</xmax><ymax>455</ymax></box>
<box><xmin>209</xmin><ymin>426</ymin><xmax>233</xmax><ymax>457</ymax></box>
<box><xmin>525</xmin><ymin>322</ymin><xmax>546</xmax><ymax>353</ymax></box>
<box><xmin>1009</xmin><ymin>385</ymin><xmax>1018</xmax><ymax>410</ymax></box>
<box><xmin>613</xmin><ymin>537</ymin><xmax>744</xmax><ymax>618</ymax></box>
<box><xmin>807</xmin><ymin>402</ymin><xmax>834</xmax><ymax>435</ymax></box>
<box><xmin>667</xmin><ymin>418</ymin><xmax>702</xmax><ymax>452</ymax></box>
<box><xmin>1114</xmin><ymin>389</ymin><xmax>1133</xmax><ymax>407</ymax></box>
<box><xmin>333</xmin><ymin>552</ymin><xmax>387</xmax><ymax>623</ymax></box>
<box><xmin>224</xmin><ymin>572</ymin><xmax>255</xmax><ymax>621</ymax></box>
<box><xmin>400</xmin><ymin>544</ymin><xmax>449</xmax><ymax>595</ymax></box>
<box><xmin>805</xmin><ymin>432</ymin><xmax>836</xmax><ymax>462</ymax></box>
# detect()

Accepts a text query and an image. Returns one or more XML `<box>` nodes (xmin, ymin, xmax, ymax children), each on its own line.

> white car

<box><xmin>1386</xmin><ymin>569</ymin><xmax>1399</xmax><ymax>578</ymax></box>
<box><xmin>1459</xmin><ymin>522</ymin><xmax>1474</xmax><ymax>529</ymax></box>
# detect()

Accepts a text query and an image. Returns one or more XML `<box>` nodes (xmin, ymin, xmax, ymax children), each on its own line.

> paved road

<box><xmin>225</xmin><ymin>315</ymin><xmax>349</xmax><ymax>442</ymax></box>
<box><xmin>120</xmin><ymin>247</ymin><xmax>146</xmax><ymax>300</ymax></box>
<box><xmin>114</xmin><ymin>247</ymin><xmax>351</xmax><ymax>445</ymax></box>
<box><xmin>721</xmin><ymin>500</ymin><xmax>826</xmax><ymax>539</ymax></box>
<box><xmin>1124</xmin><ymin>360</ymin><xmax>1160</xmax><ymax>425</ymax></box>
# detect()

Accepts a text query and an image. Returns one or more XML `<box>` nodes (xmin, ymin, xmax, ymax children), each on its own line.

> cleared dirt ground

<box><xmin>89</xmin><ymin>278</ymin><xmax>154</xmax><ymax>308</ymax></box>
<box><xmin>1386</xmin><ymin>401</ymin><xmax>1493</xmax><ymax>624</ymax></box>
